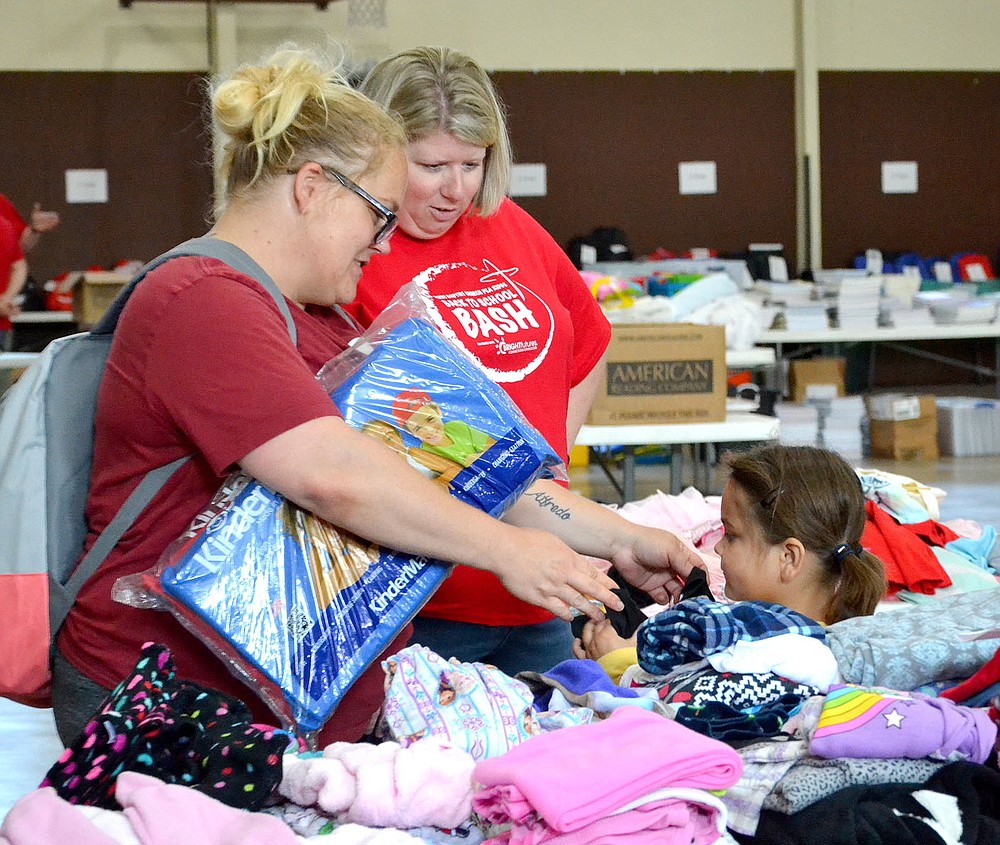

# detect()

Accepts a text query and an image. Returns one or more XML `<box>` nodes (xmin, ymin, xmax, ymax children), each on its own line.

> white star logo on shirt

<box><xmin>479</xmin><ymin>259</ymin><xmax>520</xmax><ymax>285</ymax></box>
<box><xmin>883</xmin><ymin>707</ymin><xmax>905</xmax><ymax>728</ymax></box>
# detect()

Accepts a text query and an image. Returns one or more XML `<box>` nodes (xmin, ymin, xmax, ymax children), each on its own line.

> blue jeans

<box><xmin>409</xmin><ymin>616</ymin><xmax>576</xmax><ymax>676</ymax></box>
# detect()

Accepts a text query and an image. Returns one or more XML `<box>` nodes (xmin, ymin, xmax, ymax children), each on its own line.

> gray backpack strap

<box><xmin>331</xmin><ymin>303</ymin><xmax>364</xmax><ymax>335</ymax></box>
<box><xmin>50</xmin><ymin>237</ymin><xmax>297</xmax><ymax>638</ymax></box>
<box><xmin>50</xmin><ymin>456</ymin><xmax>190</xmax><ymax>634</ymax></box>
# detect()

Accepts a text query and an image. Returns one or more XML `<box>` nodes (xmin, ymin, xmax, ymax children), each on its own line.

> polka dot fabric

<box><xmin>41</xmin><ymin>642</ymin><xmax>288</xmax><ymax>810</ymax></box>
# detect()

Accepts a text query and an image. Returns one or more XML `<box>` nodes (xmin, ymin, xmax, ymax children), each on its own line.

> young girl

<box><xmin>574</xmin><ymin>444</ymin><xmax>887</xmax><ymax>680</ymax></box>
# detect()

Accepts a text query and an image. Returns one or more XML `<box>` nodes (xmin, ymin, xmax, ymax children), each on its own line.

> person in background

<box><xmin>0</xmin><ymin>194</ymin><xmax>60</xmax><ymax>254</ymax></box>
<box><xmin>574</xmin><ymin>444</ymin><xmax>888</xmax><ymax>682</ymax></box>
<box><xmin>52</xmin><ymin>45</ymin><xmax>629</xmax><ymax>748</ymax></box>
<box><xmin>0</xmin><ymin>194</ymin><xmax>59</xmax><ymax>335</ymax></box>
<box><xmin>348</xmin><ymin>46</ymin><xmax>702</xmax><ymax>675</ymax></box>
<box><xmin>0</xmin><ymin>215</ymin><xmax>28</xmax><ymax>350</ymax></box>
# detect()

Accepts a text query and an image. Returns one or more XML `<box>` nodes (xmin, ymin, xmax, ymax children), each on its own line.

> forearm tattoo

<box><xmin>525</xmin><ymin>491</ymin><xmax>572</xmax><ymax>521</ymax></box>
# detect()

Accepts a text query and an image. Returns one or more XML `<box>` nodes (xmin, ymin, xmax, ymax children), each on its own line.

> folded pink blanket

<box><xmin>472</xmin><ymin>706</ymin><xmax>741</xmax><ymax>833</ymax></box>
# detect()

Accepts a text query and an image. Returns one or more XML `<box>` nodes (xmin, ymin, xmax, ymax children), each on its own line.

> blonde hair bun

<box><xmin>210</xmin><ymin>44</ymin><xmax>405</xmax><ymax>216</ymax></box>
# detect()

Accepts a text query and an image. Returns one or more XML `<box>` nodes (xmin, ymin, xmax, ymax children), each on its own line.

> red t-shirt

<box><xmin>0</xmin><ymin>216</ymin><xmax>25</xmax><ymax>332</ymax></box>
<box><xmin>58</xmin><ymin>255</ymin><xmax>407</xmax><ymax>742</ymax></box>
<box><xmin>0</xmin><ymin>194</ymin><xmax>27</xmax><ymax>241</ymax></box>
<box><xmin>346</xmin><ymin>199</ymin><xmax>611</xmax><ymax>626</ymax></box>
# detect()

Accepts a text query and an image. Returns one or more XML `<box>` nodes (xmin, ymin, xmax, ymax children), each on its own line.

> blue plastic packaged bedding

<box><xmin>320</xmin><ymin>316</ymin><xmax>563</xmax><ymax>514</ymax></box>
<box><xmin>115</xmin><ymin>308</ymin><xmax>562</xmax><ymax>738</ymax></box>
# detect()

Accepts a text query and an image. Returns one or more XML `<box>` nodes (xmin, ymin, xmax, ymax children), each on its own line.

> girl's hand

<box><xmin>610</xmin><ymin>526</ymin><xmax>705</xmax><ymax>606</ymax></box>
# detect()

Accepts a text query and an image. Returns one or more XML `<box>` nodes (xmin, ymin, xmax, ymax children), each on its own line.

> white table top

<box><xmin>726</xmin><ymin>346</ymin><xmax>776</xmax><ymax>367</ymax></box>
<box><xmin>759</xmin><ymin>323</ymin><xmax>1000</xmax><ymax>344</ymax></box>
<box><xmin>11</xmin><ymin>311</ymin><xmax>75</xmax><ymax>323</ymax></box>
<box><xmin>0</xmin><ymin>352</ymin><xmax>40</xmax><ymax>369</ymax></box>
<box><xmin>576</xmin><ymin>411</ymin><xmax>780</xmax><ymax>447</ymax></box>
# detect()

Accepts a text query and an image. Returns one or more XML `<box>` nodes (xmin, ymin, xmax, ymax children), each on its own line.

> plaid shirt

<box><xmin>637</xmin><ymin>597</ymin><xmax>826</xmax><ymax>676</ymax></box>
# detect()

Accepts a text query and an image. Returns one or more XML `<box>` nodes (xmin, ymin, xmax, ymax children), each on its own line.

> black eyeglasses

<box><xmin>290</xmin><ymin>163</ymin><xmax>398</xmax><ymax>245</ymax></box>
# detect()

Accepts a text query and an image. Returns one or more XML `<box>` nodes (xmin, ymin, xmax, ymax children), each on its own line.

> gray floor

<box><xmin>2</xmin><ymin>451</ymin><xmax>999</xmax><ymax>823</ymax></box>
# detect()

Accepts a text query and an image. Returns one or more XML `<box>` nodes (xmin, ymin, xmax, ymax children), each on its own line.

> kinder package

<box><xmin>115</xmin><ymin>304</ymin><xmax>562</xmax><ymax>738</ymax></box>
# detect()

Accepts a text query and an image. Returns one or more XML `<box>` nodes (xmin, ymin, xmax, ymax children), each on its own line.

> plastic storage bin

<box><xmin>936</xmin><ymin>397</ymin><xmax>1000</xmax><ymax>457</ymax></box>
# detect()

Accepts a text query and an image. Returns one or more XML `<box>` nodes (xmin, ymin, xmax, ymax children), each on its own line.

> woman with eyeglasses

<box><xmin>348</xmin><ymin>47</ymin><xmax>703</xmax><ymax>676</ymax></box>
<box><xmin>51</xmin><ymin>45</ymin><xmax>630</xmax><ymax>747</ymax></box>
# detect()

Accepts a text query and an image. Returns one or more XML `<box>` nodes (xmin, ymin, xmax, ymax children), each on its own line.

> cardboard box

<box><xmin>788</xmin><ymin>357</ymin><xmax>846</xmax><ymax>403</ymax></box>
<box><xmin>867</xmin><ymin>393</ymin><xmax>923</xmax><ymax>422</ymax></box>
<box><xmin>73</xmin><ymin>271</ymin><xmax>131</xmax><ymax>325</ymax></box>
<box><xmin>586</xmin><ymin>323</ymin><xmax>726</xmax><ymax>425</ymax></box>
<box><xmin>868</xmin><ymin>394</ymin><xmax>939</xmax><ymax>461</ymax></box>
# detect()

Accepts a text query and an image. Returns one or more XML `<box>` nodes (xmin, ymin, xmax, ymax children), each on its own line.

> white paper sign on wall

<box><xmin>881</xmin><ymin>161</ymin><xmax>918</xmax><ymax>194</ymax></box>
<box><xmin>509</xmin><ymin>163</ymin><xmax>547</xmax><ymax>197</ymax></box>
<box><xmin>679</xmin><ymin>161</ymin><xmax>717</xmax><ymax>195</ymax></box>
<box><xmin>65</xmin><ymin>169</ymin><xmax>109</xmax><ymax>204</ymax></box>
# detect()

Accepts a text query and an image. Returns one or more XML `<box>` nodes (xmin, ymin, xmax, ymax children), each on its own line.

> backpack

<box><xmin>566</xmin><ymin>226</ymin><xmax>634</xmax><ymax>269</ymax></box>
<box><xmin>0</xmin><ymin>236</ymin><xmax>296</xmax><ymax>707</ymax></box>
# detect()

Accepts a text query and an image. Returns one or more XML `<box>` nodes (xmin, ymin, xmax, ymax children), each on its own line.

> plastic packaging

<box><xmin>114</xmin><ymin>287</ymin><xmax>563</xmax><ymax>738</ymax></box>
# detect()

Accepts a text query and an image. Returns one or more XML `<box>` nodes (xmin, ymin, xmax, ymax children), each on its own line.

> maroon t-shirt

<box><xmin>58</xmin><ymin>255</ymin><xmax>407</xmax><ymax>742</ymax></box>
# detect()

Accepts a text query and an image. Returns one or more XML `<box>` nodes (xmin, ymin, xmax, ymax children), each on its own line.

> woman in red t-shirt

<box><xmin>349</xmin><ymin>47</ymin><xmax>702</xmax><ymax>675</ymax></box>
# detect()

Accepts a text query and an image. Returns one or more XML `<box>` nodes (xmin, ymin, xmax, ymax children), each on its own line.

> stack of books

<box><xmin>880</xmin><ymin>298</ymin><xmax>936</xmax><ymax>329</ymax></box>
<box><xmin>834</xmin><ymin>276</ymin><xmax>881</xmax><ymax>330</ymax></box>
<box><xmin>775</xmin><ymin>402</ymin><xmax>819</xmax><ymax>447</ymax></box>
<box><xmin>781</xmin><ymin>304</ymin><xmax>830</xmax><ymax>332</ymax></box>
<box><xmin>822</xmin><ymin>396</ymin><xmax>866</xmax><ymax>461</ymax></box>
<box><xmin>775</xmin><ymin>396</ymin><xmax>865</xmax><ymax>461</ymax></box>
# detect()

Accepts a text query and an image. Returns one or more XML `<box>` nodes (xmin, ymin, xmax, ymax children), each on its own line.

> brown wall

<box><xmin>3</xmin><ymin>69</ymin><xmax>996</xmax><ymax>289</ymax></box>
<box><xmin>0</xmin><ymin>72</ymin><xmax>214</xmax><ymax>282</ymax></box>
<box><xmin>819</xmin><ymin>71</ymin><xmax>1000</xmax><ymax>271</ymax></box>
<box><xmin>493</xmin><ymin>71</ymin><xmax>799</xmax><ymax>272</ymax></box>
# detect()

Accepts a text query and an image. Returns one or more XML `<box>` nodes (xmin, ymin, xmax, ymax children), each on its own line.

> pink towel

<box><xmin>0</xmin><ymin>775</ymin><xmax>425</xmax><ymax>845</ymax></box>
<box><xmin>479</xmin><ymin>792</ymin><xmax>725</xmax><ymax>845</ymax></box>
<box><xmin>473</xmin><ymin>707</ymin><xmax>740</xmax><ymax>833</ymax></box>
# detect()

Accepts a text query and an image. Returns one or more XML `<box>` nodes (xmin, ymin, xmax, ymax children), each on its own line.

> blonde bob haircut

<box><xmin>210</xmin><ymin>45</ymin><xmax>406</xmax><ymax>218</ymax></box>
<box><xmin>361</xmin><ymin>46</ymin><xmax>512</xmax><ymax>218</ymax></box>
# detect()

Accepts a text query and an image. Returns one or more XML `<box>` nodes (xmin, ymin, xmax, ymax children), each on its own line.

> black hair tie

<box><xmin>832</xmin><ymin>542</ymin><xmax>863</xmax><ymax>565</ymax></box>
